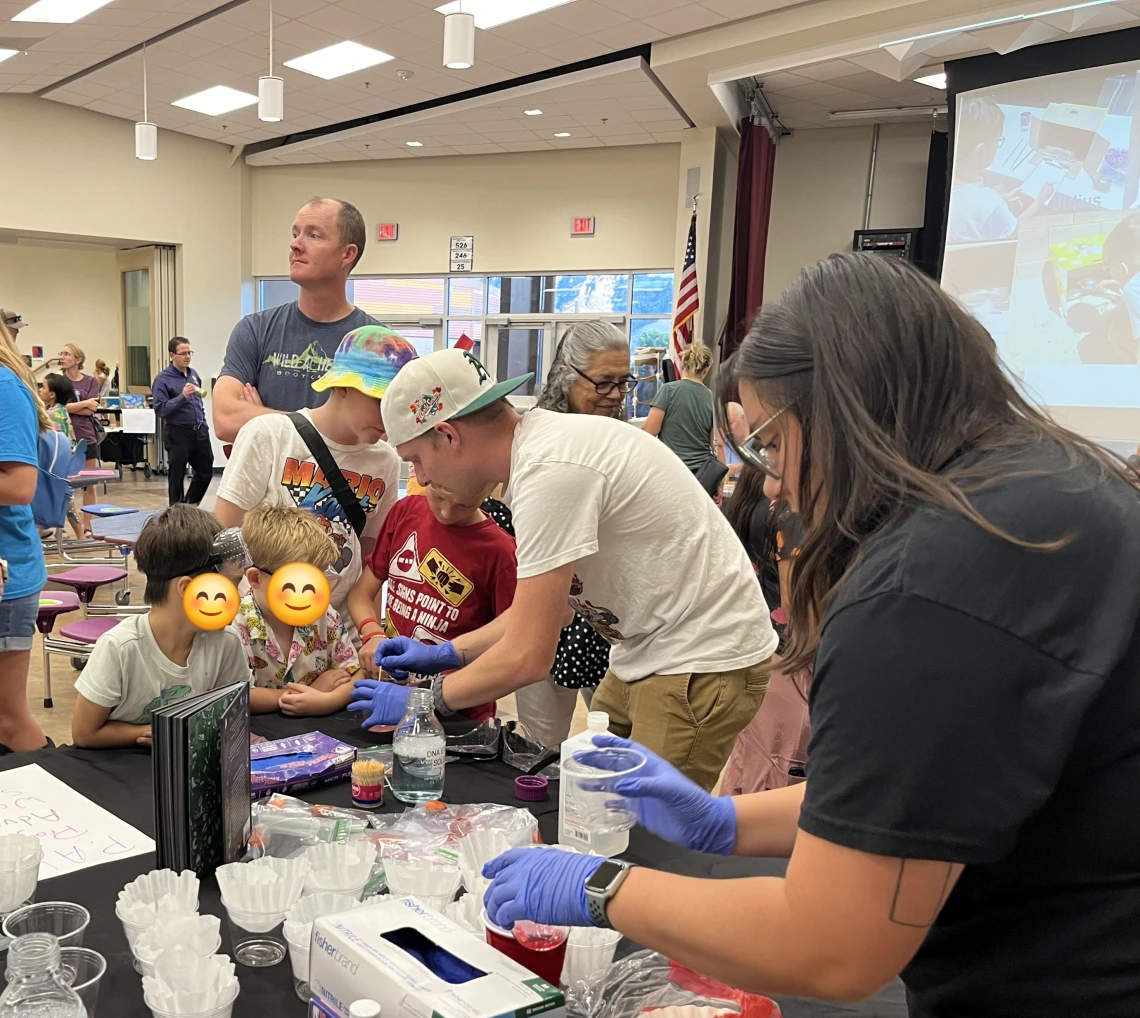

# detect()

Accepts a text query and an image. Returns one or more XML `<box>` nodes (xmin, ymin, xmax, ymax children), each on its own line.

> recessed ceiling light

<box><xmin>435</xmin><ymin>0</ymin><xmax>577</xmax><ymax>30</ymax></box>
<box><xmin>915</xmin><ymin>72</ymin><xmax>947</xmax><ymax>90</ymax></box>
<box><xmin>406</xmin><ymin>141</ymin><xmax>424</xmax><ymax>147</ymax></box>
<box><xmin>0</xmin><ymin>49</ymin><xmax>18</xmax><ymax>65</ymax></box>
<box><xmin>554</xmin><ymin>131</ymin><xmax>571</xmax><ymax>138</ymax></box>
<box><xmin>12</xmin><ymin>0</ymin><xmax>112</xmax><ymax>22</ymax></box>
<box><xmin>284</xmin><ymin>40</ymin><xmax>394</xmax><ymax>80</ymax></box>
<box><xmin>172</xmin><ymin>85</ymin><xmax>259</xmax><ymax>117</ymax></box>
<box><xmin>524</xmin><ymin>109</ymin><xmax>543</xmax><ymax>116</ymax></box>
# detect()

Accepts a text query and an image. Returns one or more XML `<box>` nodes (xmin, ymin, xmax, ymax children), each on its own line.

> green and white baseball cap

<box><xmin>382</xmin><ymin>348</ymin><xmax>533</xmax><ymax>448</ymax></box>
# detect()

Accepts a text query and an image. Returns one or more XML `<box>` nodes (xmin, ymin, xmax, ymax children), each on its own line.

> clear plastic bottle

<box><xmin>390</xmin><ymin>688</ymin><xmax>446</xmax><ymax>804</ymax></box>
<box><xmin>0</xmin><ymin>933</ymin><xmax>85</xmax><ymax>1018</ymax></box>
<box><xmin>558</xmin><ymin>711</ymin><xmax>629</xmax><ymax>856</ymax></box>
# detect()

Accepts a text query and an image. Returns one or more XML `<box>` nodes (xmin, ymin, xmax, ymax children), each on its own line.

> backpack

<box><xmin>32</xmin><ymin>431</ymin><xmax>83</xmax><ymax>529</ymax></box>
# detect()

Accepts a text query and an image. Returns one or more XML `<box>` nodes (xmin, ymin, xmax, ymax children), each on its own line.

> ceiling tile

<box><xmin>643</xmin><ymin>3</ymin><xmax>726</xmax><ymax>34</ymax></box>
<box><xmin>541</xmin><ymin>0</ymin><xmax>630</xmax><ymax>33</ymax></box>
<box><xmin>596</xmin><ymin>0</ymin><xmax>688</xmax><ymax>17</ymax></box>
<box><xmin>451</xmin><ymin>143</ymin><xmax>507</xmax><ymax>154</ymax></box>
<box><xmin>185</xmin><ymin>19</ymin><xmax>254</xmax><ymax>48</ymax></box>
<box><xmin>539</xmin><ymin>37</ymin><xmax>611</xmax><ymax>63</ymax></box>
<box><xmin>297</xmin><ymin>6</ymin><xmax>384</xmax><ymax>39</ymax></box>
<box><xmin>493</xmin><ymin>16</ymin><xmax>579</xmax><ymax>49</ymax></box>
<box><xmin>494</xmin><ymin>49</ymin><xmax>552</xmax><ymax>75</ymax></box>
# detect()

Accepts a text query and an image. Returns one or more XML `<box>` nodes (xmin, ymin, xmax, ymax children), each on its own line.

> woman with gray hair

<box><xmin>490</xmin><ymin>321</ymin><xmax>637</xmax><ymax>746</ymax></box>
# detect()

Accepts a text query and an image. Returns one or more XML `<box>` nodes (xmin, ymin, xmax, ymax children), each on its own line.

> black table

<box><xmin>0</xmin><ymin>713</ymin><xmax>906</xmax><ymax>1016</ymax></box>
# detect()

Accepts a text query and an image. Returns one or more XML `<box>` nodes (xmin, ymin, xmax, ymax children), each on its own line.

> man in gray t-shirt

<box><xmin>213</xmin><ymin>196</ymin><xmax>380</xmax><ymax>442</ymax></box>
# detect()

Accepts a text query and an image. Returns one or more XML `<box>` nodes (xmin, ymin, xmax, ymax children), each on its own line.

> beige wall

<box><xmin>251</xmin><ymin>145</ymin><xmax>680</xmax><ymax>277</ymax></box>
<box><xmin>764</xmin><ymin>122</ymin><xmax>933</xmax><ymax>302</ymax></box>
<box><xmin>0</xmin><ymin>241</ymin><xmax>120</xmax><ymax>371</ymax></box>
<box><xmin>0</xmin><ymin>96</ymin><xmax>244</xmax><ymax>392</ymax></box>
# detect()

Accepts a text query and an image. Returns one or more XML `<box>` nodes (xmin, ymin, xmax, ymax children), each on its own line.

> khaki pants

<box><xmin>513</xmin><ymin>677</ymin><xmax>595</xmax><ymax>749</ymax></box>
<box><xmin>589</xmin><ymin>658</ymin><xmax>772</xmax><ymax>792</ymax></box>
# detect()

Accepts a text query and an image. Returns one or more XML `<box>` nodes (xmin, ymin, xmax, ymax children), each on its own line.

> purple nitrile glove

<box><xmin>348</xmin><ymin>679</ymin><xmax>411</xmax><ymax>729</ymax></box>
<box><xmin>482</xmin><ymin>848</ymin><xmax>604</xmax><ymax>929</ymax></box>
<box><xmin>374</xmin><ymin>636</ymin><xmax>460</xmax><ymax>680</ymax></box>
<box><xmin>575</xmin><ymin>735</ymin><xmax>738</xmax><ymax>856</ymax></box>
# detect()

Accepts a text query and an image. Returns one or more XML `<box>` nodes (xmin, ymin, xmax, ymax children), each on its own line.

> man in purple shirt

<box><xmin>152</xmin><ymin>337</ymin><xmax>213</xmax><ymax>506</ymax></box>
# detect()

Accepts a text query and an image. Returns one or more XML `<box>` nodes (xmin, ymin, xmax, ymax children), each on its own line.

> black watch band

<box><xmin>585</xmin><ymin>860</ymin><xmax>633</xmax><ymax>928</ymax></box>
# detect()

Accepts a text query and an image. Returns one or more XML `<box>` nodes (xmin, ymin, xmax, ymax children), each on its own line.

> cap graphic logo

<box><xmin>462</xmin><ymin>351</ymin><xmax>490</xmax><ymax>386</ymax></box>
<box><xmin>410</xmin><ymin>387</ymin><xmax>443</xmax><ymax>425</ymax></box>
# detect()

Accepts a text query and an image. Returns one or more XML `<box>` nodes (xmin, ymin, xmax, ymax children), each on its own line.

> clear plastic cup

<box><xmin>223</xmin><ymin>904</ymin><xmax>287</xmax><ymax>967</ymax></box>
<box><xmin>60</xmin><ymin>946</ymin><xmax>106</xmax><ymax>1017</ymax></box>
<box><xmin>144</xmin><ymin>980</ymin><xmax>239</xmax><ymax>1018</ymax></box>
<box><xmin>0</xmin><ymin>835</ymin><xmax>42</xmax><ymax>923</ymax></box>
<box><xmin>561</xmin><ymin>926</ymin><xmax>622</xmax><ymax>990</ymax></box>
<box><xmin>561</xmin><ymin>747</ymin><xmax>647</xmax><ymax>834</ymax></box>
<box><xmin>2</xmin><ymin>901</ymin><xmax>90</xmax><ymax>949</ymax></box>
<box><xmin>283</xmin><ymin>923</ymin><xmax>311</xmax><ymax>1002</ymax></box>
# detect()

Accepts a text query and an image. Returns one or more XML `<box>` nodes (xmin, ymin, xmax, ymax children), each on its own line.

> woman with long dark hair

<box><xmin>481</xmin><ymin>253</ymin><xmax>1140</xmax><ymax>1017</ymax></box>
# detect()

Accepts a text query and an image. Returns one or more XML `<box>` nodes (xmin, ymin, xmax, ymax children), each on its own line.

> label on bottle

<box><xmin>351</xmin><ymin>780</ymin><xmax>384</xmax><ymax>807</ymax></box>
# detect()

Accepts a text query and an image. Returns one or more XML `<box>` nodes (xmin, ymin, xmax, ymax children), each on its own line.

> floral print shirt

<box><xmin>48</xmin><ymin>404</ymin><xmax>75</xmax><ymax>449</ymax></box>
<box><xmin>228</xmin><ymin>595</ymin><xmax>359</xmax><ymax>689</ymax></box>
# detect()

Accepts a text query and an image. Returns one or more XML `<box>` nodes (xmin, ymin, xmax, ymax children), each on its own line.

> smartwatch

<box><xmin>584</xmin><ymin>859</ymin><xmax>634</xmax><ymax>928</ymax></box>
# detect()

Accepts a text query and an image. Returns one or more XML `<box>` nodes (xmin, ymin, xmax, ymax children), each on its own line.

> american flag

<box><xmin>671</xmin><ymin>210</ymin><xmax>699</xmax><ymax>369</ymax></box>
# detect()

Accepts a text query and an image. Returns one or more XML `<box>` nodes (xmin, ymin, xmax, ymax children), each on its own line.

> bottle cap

<box><xmin>586</xmin><ymin>711</ymin><xmax>609</xmax><ymax>732</ymax></box>
<box><xmin>349</xmin><ymin>1001</ymin><xmax>382</xmax><ymax>1018</ymax></box>
<box><xmin>514</xmin><ymin>775</ymin><xmax>548</xmax><ymax>802</ymax></box>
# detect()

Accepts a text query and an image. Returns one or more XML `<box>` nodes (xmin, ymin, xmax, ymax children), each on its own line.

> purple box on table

<box><xmin>250</xmin><ymin>731</ymin><xmax>355</xmax><ymax>800</ymax></box>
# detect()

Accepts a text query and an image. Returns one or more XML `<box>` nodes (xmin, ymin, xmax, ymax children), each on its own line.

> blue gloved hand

<box><xmin>374</xmin><ymin>636</ymin><xmax>460</xmax><ymax>680</ymax></box>
<box><xmin>575</xmin><ymin>735</ymin><xmax>738</xmax><ymax>856</ymax></box>
<box><xmin>482</xmin><ymin>848</ymin><xmax>604</xmax><ymax>929</ymax></box>
<box><xmin>348</xmin><ymin>679</ymin><xmax>411</xmax><ymax>729</ymax></box>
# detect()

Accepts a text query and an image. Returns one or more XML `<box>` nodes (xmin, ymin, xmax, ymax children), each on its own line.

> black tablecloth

<box><xmin>0</xmin><ymin>712</ymin><xmax>906</xmax><ymax>1016</ymax></box>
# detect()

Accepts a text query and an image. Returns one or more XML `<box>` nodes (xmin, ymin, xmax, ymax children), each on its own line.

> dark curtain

<box><xmin>723</xmin><ymin>117</ymin><xmax>777</xmax><ymax>360</ymax></box>
<box><xmin>917</xmin><ymin>129</ymin><xmax>949</xmax><ymax>279</ymax></box>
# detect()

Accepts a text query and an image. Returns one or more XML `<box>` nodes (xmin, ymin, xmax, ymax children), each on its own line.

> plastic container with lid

<box><xmin>349</xmin><ymin>1000</ymin><xmax>381</xmax><ymax>1018</ymax></box>
<box><xmin>558</xmin><ymin>711</ymin><xmax>629</xmax><ymax>856</ymax></box>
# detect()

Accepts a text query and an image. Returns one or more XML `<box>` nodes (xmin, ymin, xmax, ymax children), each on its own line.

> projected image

<box><xmin>944</xmin><ymin>60</ymin><xmax>1140</xmax><ymax>408</ymax></box>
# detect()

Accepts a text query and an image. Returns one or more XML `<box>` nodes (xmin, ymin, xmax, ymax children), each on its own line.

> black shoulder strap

<box><xmin>286</xmin><ymin>412</ymin><xmax>367</xmax><ymax>538</ymax></box>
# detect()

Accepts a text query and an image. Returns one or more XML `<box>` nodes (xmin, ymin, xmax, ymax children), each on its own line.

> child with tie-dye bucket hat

<box><xmin>215</xmin><ymin>325</ymin><xmax>418</xmax><ymax>637</ymax></box>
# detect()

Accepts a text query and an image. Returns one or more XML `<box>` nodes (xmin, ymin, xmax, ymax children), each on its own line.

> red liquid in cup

<box><xmin>482</xmin><ymin>911</ymin><xmax>567</xmax><ymax>987</ymax></box>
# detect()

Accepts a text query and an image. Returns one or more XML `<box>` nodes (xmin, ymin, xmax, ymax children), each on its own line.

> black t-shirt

<box><xmin>799</xmin><ymin>443</ymin><xmax>1140</xmax><ymax>1017</ymax></box>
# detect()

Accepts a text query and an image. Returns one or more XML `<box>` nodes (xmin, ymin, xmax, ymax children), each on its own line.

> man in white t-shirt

<box><xmin>214</xmin><ymin>326</ymin><xmax>415</xmax><ymax>628</ymax></box>
<box><xmin>350</xmin><ymin>349</ymin><xmax>777</xmax><ymax>789</ymax></box>
<box><xmin>72</xmin><ymin>505</ymin><xmax>251</xmax><ymax>748</ymax></box>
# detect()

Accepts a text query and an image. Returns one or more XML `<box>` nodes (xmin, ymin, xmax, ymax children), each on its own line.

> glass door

<box><xmin>380</xmin><ymin>319</ymin><xmax>443</xmax><ymax>357</ymax></box>
<box><xmin>122</xmin><ymin>268</ymin><xmax>151</xmax><ymax>390</ymax></box>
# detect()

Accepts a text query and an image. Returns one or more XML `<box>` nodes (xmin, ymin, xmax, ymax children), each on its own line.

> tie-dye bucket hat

<box><xmin>311</xmin><ymin>325</ymin><xmax>419</xmax><ymax>399</ymax></box>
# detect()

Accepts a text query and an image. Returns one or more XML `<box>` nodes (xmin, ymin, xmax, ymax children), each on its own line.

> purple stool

<box><xmin>42</xmin><ymin>616</ymin><xmax>120</xmax><ymax>709</ymax></box>
<box><xmin>36</xmin><ymin>593</ymin><xmax>80</xmax><ymax>635</ymax></box>
<box><xmin>46</xmin><ymin>566</ymin><xmax>130</xmax><ymax>612</ymax></box>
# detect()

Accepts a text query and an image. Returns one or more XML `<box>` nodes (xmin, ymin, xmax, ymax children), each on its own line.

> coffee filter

<box><xmin>216</xmin><ymin>857</ymin><xmax>308</xmax><ymax>913</ymax></box>
<box><xmin>302</xmin><ymin>842</ymin><xmax>375</xmax><ymax>897</ymax></box>
<box><xmin>136</xmin><ymin>915</ymin><xmax>222</xmax><ymax>976</ymax></box>
<box><xmin>385</xmin><ymin>855</ymin><xmax>460</xmax><ymax>904</ymax></box>
<box><xmin>120</xmin><ymin>869</ymin><xmax>199</xmax><ymax>913</ymax></box>
<box><xmin>143</xmin><ymin>949</ymin><xmax>237</xmax><ymax>1015</ymax></box>
<box><xmin>283</xmin><ymin>892</ymin><xmax>367</xmax><ymax>984</ymax></box>
<box><xmin>458</xmin><ymin>830</ymin><xmax>513</xmax><ymax>883</ymax></box>
<box><xmin>444</xmin><ymin>892</ymin><xmax>484</xmax><ymax>936</ymax></box>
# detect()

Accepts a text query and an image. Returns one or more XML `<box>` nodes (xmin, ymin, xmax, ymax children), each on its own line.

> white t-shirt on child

<box><xmin>216</xmin><ymin>408</ymin><xmax>399</xmax><ymax>618</ymax></box>
<box><xmin>75</xmin><ymin>614</ymin><xmax>251</xmax><ymax>724</ymax></box>
<box><xmin>504</xmin><ymin>409</ymin><xmax>779</xmax><ymax>682</ymax></box>
<box><xmin>948</xmin><ymin>182</ymin><xmax>1019</xmax><ymax>243</ymax></box>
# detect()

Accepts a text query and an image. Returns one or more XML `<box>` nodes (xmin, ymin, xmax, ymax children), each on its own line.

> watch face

<box><xmin>586</xmin><ymin>860</ymin><xmax>625</xmax><ymax>894</ymax></box>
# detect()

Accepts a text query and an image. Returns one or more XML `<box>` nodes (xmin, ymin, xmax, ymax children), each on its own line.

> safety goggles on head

<box><xmin>210</xmin><ymin>528</ymin><xmax>250</xmax><ymax>581</ymax></box>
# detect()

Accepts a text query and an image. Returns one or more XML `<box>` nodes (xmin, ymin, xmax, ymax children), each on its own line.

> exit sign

<box><xmin>571</xmin><ymin>216</ymin><xmax>595</xmax><ymax>237</ymax></box>
<box><xmin>377</xmin><ymin>223</ymin><xmax>399</xmax><ymax>241</ymax></box>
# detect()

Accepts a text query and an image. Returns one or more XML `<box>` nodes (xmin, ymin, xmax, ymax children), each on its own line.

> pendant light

<box><xmin>443</xmin><ymin>1</ymin><xmax>474</xmax><ymax>70</ymax></box>
<box><xmin>135</xmin><ymin>43</ymin><xmax>156</xmax><ymax>160</ymax></box>
<box><xmin>258</xmin><ymin>0</ymin><xmax>283</xmax><ymax>122</ymax></box>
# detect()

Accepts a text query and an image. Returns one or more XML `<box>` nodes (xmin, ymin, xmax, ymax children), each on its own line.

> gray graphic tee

<box><xmin>219</xmin><ymin>302</ymin><xmax>379</xmax><ymax>412</ymax></box>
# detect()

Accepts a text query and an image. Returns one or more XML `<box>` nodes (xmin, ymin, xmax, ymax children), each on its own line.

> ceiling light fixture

<box><xmin>12</xmin><ymin>0</ymin><xmax>113</xmax><ymax>23</ymax></box>
<box><xmin>443</xmin><ymin>4</ymin><xmax>475</xmax><ymax>70</ymax></box>
<box><xmin>285</xmin><ymin>40</ymin><xmax>394</xmax><ymax>80</ymax></box>
<box><xmin>554</xmin><ymin>131</ymin><xmax>571</xmax><ymax>137</ymax></box>
<box><xmin>435</xmin><ymin>0</ymin><xmax>576</xmax><ymax>30</ymax></box>
<box><xmin>406</xmin><ymin>140</ymin><xmax>424</xmax><ymax>147</ymax></box>
<box><xmin>259</xmin><ymin>0</ymin><xmax>284</xmax><ymax>122</ymax></box>
<box><xmin>135</xmin><ymin>44</ymin><xmax>156</xmax><ymax>161</ymax></box>
<box><xmin>829</xmin><ymin>105</ymin><xmax>947</xmax><ymax>122</ymax></box>
<box><xmin>915</xmin><ymin>72</ymin><xmax>947</xmax><ymax>89</ymax></box>
<box><xmin>173</xmin><ymin>85</ymin><xmax>259</xmax><ymax>117</ymax></box>
<box><xmin>524</xmin><ymin>109</ymin><xmax>543</xmax><ymax>116</ymax></box>
<box><xmin>881</xmin><ymin>0</ymin><xmax>1116</xmax><ymax>47</ymax></box>
<box><xmin>0</xmin><ymin>49</ymin><xmax>18</xmax><ymax>66</ymax></box>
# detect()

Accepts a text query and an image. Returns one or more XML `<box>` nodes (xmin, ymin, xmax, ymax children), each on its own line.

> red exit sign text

<box><xmin>377</xmin><ymin>223</ymin><xmax>399</xmax><ymax>241</ymax></box>
<box><xmin>571</xmin><ymin>216</ymin><xmax>595</xmax><ymax>236</ymax></box>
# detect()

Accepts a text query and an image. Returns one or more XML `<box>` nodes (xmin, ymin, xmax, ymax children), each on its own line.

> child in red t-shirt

<box><xmin>346</xmin><ymin>483</ymin><xmax>516</xmax><ymax>722</ymax></box>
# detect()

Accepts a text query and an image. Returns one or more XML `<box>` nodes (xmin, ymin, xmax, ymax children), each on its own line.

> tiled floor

<box><xmin>31</xmin><ymin>471</ymin><xmax>581</xmax><ymax>746</ymax></box>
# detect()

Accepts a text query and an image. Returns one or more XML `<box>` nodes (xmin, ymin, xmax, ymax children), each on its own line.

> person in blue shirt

<box><xmin>152</xmin><ymin>336</ymin><xmax>214</xmax><ymax>507</ymax></box>
<box><xmin>0</xmin><ymin>321</ymin><xmax>50</xmax><ymax>752</ymax></box>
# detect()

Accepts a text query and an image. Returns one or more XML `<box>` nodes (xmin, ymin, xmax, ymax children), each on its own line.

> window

<box><xmin>256</xmin><ymin>269</ymin><xmax>675</xmax><ymax>404</ymax></box>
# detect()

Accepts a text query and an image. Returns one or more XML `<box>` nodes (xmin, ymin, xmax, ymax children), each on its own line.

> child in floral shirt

<box><xmin>228</xmin><ymin>505</ymin><xmax>359</xmax><ymax>716</ymax></box>
<box><xmin>39</xmin><ymin>373</ymin><xmax>84</xmax><ymax>541</ymax></box>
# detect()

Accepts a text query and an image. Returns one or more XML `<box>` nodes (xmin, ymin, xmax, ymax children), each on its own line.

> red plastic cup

<box><xmin>480</xmin><ymin>909</ymin><xmax>567</xmax><ymax>987</ymax></box>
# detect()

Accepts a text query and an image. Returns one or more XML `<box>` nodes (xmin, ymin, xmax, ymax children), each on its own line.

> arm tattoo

<box><xmin>888</xmin><ymin>859</ymin><xmax>964</xmax><ymax>928</ymax></box>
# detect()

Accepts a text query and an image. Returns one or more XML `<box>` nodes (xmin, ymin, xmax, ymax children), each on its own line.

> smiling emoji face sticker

<box><xmin>182</xmin><ymin>574</ymin><xmax>240</xmax><ymax>630</ymax></box>
<box><xmin>266</xmin><ymin>562</ymin><xmax>330</xmax><ymax>627</ymax></box>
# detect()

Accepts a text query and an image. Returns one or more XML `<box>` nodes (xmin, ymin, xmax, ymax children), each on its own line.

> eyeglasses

<box><xmin>732</xmin><ymin>407</ymin><xmax>789</xmax><ymax>481</ymax></box>
<box><xmin>572</xmin><ymin>365</ymin><xmax>637</xmax><ymax>396</ymax></box>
